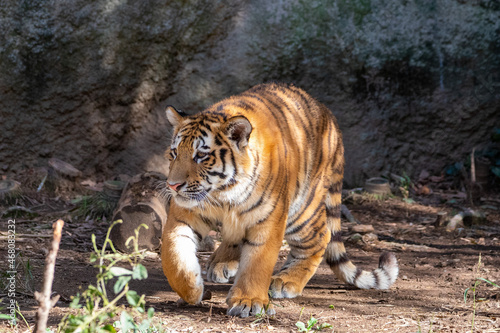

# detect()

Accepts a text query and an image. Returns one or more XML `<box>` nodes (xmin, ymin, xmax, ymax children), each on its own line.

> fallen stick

<box><xmin>341</xmin><ymin>204</ymin><xmax>359</xmax><ymax>224</ymax></box>
<box><xmin>34</xmin><ymin>219</ymin><xmax>64</xmax><ymax>333</ymax></box>
<box><xmin>1</xmin><ymin>206</ymin><xmax>36</xmax><ymax>217</ymax></box>
<box><xmin>0</xmin><ymin>233</ymin><xmax>52</xmax><ymax>238</ymax></box>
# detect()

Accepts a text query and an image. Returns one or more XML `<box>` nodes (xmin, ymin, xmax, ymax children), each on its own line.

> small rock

<box><xmin>48</xmin><ymin>157</ymin><xmax>82</xmax><ymax>178</ymax></box>
<box><xmin>417</xmin><ymin>185</ymin><xmax>431</xmax><ymax>195</ymax></box>
<box><xmin>80</xmin><ymin>179</ymin><xmax>97</xmax><ymax>187</ymax></box>
<box><xmin>347</xmin><ymin>233</ymin><xmax>363</xmax><ymax>243</ymax></box>
<box><xmin>351</xmin><ymin>224</ymin><xmax>375</xmax><ymax>234</ymax></box>
<box><xmin>434</xmin><ymin>211</ymin><xmax>448</xmax><ymax>227</ymax></box>
<box><xmin>118</xmin><ymin>174</ymin><xmax>132</xmax><ymax>182</ymax></box>
<box><xmin>418</xmin><ymin>170</ymin><xmax>430</xmax><ymax>181</ymax></box>
<box><xmin>429</xmin><ymin>175</ymin><xmax>444</xmax><ymax>183</ymax></box>
<box><xmin>446</xmin><ymin>212</ymin><xmax>465</xmax><ymax>231</ymax></box>
<box><xmin>362</xmin><ymin>233</ymin><xmax>378</xmax><ymax>243</ymax></box>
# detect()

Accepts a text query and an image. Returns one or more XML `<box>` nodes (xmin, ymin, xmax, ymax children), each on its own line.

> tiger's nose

<box><xmin>168</xmin><ymin>182</ymin><xmax>184</xmax><ymax>192</ymax></box>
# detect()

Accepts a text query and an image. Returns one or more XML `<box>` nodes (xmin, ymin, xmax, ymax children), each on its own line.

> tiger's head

<box><xmin>165</xmin><ymin>105</ymin><xmax>253</xmax><ymax>208</ymax></box>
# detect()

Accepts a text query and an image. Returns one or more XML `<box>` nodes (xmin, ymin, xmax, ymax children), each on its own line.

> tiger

<box><xmin>160</xmin><ymin>82</ymin><xmax>399</xmax><ymax>318</ymax></box>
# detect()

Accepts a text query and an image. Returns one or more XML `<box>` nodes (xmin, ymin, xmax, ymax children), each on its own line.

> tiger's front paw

<box><xmin>227</xmin><ymin>295</ymin><xmax>275</xmax><ymax>318</ymax></box>
<box><xmin>207</xmin><ymin>260</ymin><xmax>239</xmax><ymax>283</ymax></box>
<box><xmin>174</xmin><ymin>275</ymin><xmax>205</xmax><ymax>305</ymax></box>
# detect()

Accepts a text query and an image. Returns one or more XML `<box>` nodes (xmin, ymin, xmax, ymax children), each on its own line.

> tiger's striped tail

<box><xmin>324</xmin><ymin>192</ymin><xmax>399</xmax><ymax>289</ymax></box>
<box><xmin>326</xmin><ymin>244</ymin><xmax>399</xmax><ymax>290</ymax></box>
<box><xmin>325</xmin><ymin>149</ymin><xmax>398</xmax><ymax>289</ymax></box>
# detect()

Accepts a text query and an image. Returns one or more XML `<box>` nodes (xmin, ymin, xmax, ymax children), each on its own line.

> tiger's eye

<box><xmin>196</xmin><ymin>152</ymin><xmax>208</xmax><ymax>159</ymax></box>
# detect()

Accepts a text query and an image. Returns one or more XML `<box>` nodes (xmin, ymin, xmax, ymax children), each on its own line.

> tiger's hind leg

<box><xmin>206</xmin><ymin>241</ymin><xmax>240</xmax><ymax>283</ymax></box>
<box><xmin>269</xmin><ymin>195</ymin><xmax>330</xmax><ymax>299</ymax></box>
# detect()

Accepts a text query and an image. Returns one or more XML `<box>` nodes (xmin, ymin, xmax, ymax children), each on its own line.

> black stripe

<box><xmin>215</xmin><ymin>135</ymin><xmax>223</xmax><ymax>146</ymax></box>
<box><xmin>286</xmin><ymin>86</ymin><xmax>313</xmax><ymax>135</ymax></box>
<box><xmin>242</xmin><ymin>238</ymin><xmax>263</xmax><ymax>247</ymax></box>
<box><xmin>219</xmin><ymin>148</ymin><xmax>228</xmax><ymax>173</ymax></box>
<box><xmin>373</xmin><ymin>270</ymin><xmax>380</xmax><ymax>288</ymax></box>
<box><xmin>240</xmin><ymin>157</ymin><xmax>273</xmax><ymax>215</ymax></box>
<box><xmin>328</xmin><ymin>181</ymin><xmax>342</xmax><ymax>194</ymax></box>
<box><xmin>379</xmin><ymin>266</ymin><xmax>391</xmax><ymax>284</ymax></box>
<box><xmin>309</xmin><ymin>245</ymin><xmax>327</xmax><ymax>258</ymax></box>
<box><xmin>236</xmin><ymin>100</ymin><xmax>255</xmax><ymax>111</ymax></box>
<box><xmin>200</xmin><ymin>216</ymin><xmax>214</xmax><ymax>228</ymax></box>
<box><xmin>331</xmin><ymin>231</ymin><xmax>342</xmax><ymax>242</ymax></box>
<box><xmin>228</xmin><ymin>147</ymin><xmax>237</xmax><ymax>179</ymax></box>
<box><xmin>285</xmin><ymin>204</ymin><xmax>324</xmax><ymax>236</ymax></box>
<box><xmin>294</xmin><ymin>227</ymin><xmax>319</xmax><ymax>244</ymax></box>
<box><xmin>203</xmin><ymin>174</ymin><xmax>212</xmax><ymax>185</ymax></box>
<box><xmin>206</xmin><ymin>111</ymin><xmax>228</xmax><ymax>120</ymax></box>
<box><xmin>353</xmin><ymin>267</ymin><xmax>363</xmax><ymax>282</ymax></box>
<box><xmin>217</xmin><ymin>177</ymin><xmax>237</xmax><ymax>191</ymax></box>
<box><xmin>177</xmin><ymin>220</ymin><xmax>202</xmax><ymax>241</ymax></box>
<box><xmin>207</xmin><ymin>170</ymin><xmax>226</xmax><ymax>179</ymax></box>
<box><xmin>326</xmin><ymin>252</ymin><xmax>349</xmax><ymax>267</ymax></box>
<box><xmin>179</xmin><ymin>234</ymin><xmax>197</xmax><ymax>246</ymax></box>
<box><xmin>259</xmin><ymin>91</ymin><xmax>291</xmax><ymax>133</ymax></box>
<box><xmin>224</xmin><ymin>152</ymin><xmax>259</xmax><ymax>194</ymax></box>
<box><xmin>288</xmin><ymin>182</ymin><xmax>321</xmax><ymax>225</ymax></box>
<box><xmin>326</xmin><ymin>204</ymin><xmax>341</xmax><ymax>218</ymax></box>
<box><xmin>288</xmin><ymin>241</ymin><xmax>318</xmax><ymax>250</ymax></box>
<box><xmin>245</xmin><ymin>93</ymin><xmax>287</xmax><ymax>138</ymax></box>
<box><xmin>241</xmin><ymin>196</ymin><xmax>263</xmax><ymax>214</ymax></box>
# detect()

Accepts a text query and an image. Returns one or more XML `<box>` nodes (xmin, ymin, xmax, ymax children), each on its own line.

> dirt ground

<box><xmin>1</xmin><ymin>171</ymin><xmax>500</xmax><ymax>332</ymax></box>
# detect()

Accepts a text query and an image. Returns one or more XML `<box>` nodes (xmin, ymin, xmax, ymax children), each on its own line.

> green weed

<box><xmin>58</xmin><ymin>220</ymin><xmax>155</xmax><ymax>333</ymax></box>
<box><xmin>295</xmin><ymin>316</ymin><xmax>333</xmax><ymax>332</ymax></box>
<box><xmin>296</xmin><ymin>308</ymin><xmax>333</xmax><ymax>332</ymax></box>
<box><xmin>464</xmin><ymin>254</ymin><xmax>500</xmax><ymax>333</ymax></box>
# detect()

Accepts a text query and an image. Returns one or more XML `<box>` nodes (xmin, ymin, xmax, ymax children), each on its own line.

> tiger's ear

<box><xmin>224</xmin><ymin>116</ymin><xmax>253</xmax><ymax>149</ymax></box>
<box><xmin>166</xmin><ymin>105</ymin><xmax>185</xmax><ymax>127</ymax></box>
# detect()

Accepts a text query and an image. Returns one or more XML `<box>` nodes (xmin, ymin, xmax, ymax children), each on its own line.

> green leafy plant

<box><xmin>464</xmin><ymin>254</ymin><xmax>500</xmax><ymax>333</ymax></box>
<box><xmin>58</xmin><ymin>220</ymin><xmax>155</xmax><ymax>333</ymax></box>
<box><xmin>391</xmin><ymin>172</ymin><xmax>415</xmax><ymax>203</ymax></box>
<box><xmin>0</xmin><ymin>301</ymin><xmax>30</xmax><ymax>330</ymax></box>
<box><xmin>296</xmin><ymin>316</ymin><xmax>333</xmax><ymax>332</ymax></box>
<box><xmin>72</xmin><ymin>192</ymin><xmax>118</xmax><ymax>220</ymax></box>
<box><xmin>17</xmin><ymin>252</ymin><xmax>34</xmax><ymax>294</ymax></box>
<box><xmin>0</xmin><ymin>252</ymin><xmax>34</xmax><ymax>301</ymax></box>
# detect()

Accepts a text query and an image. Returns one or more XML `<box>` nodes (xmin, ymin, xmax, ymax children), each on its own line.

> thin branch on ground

<box><xmin>34</xmin><ymin>219</ymin><xmax>64</xmax><ymax>333</ymax></box>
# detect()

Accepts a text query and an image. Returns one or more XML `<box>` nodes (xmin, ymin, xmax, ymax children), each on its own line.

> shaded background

<box><xmin>1</xmin><ymin>0</ymin><xmax>499</xmax><ymax>185</ymax></box>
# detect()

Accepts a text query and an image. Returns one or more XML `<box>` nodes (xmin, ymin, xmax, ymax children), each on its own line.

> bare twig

<box><xmin>471</xmin><ymin>147</ymin><xmax>476</xmax><ymax>183</ymax></box>
<box><xmin>34</xmin><ymin>219</ymin><xmax>64</xmax><ymax>333</ymax></box>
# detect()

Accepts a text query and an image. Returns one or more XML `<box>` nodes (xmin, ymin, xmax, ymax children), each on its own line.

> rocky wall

<box><xmin>1</xmin><ymin>0</ymin><xmax>499</xmax><ymax>185</ymax></box>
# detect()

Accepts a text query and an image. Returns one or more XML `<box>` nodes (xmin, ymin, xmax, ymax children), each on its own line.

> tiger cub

<box><xmin>161</xmin><ymin>83</ymin><xmax>398</xmax><ymax>317</ymax></box>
